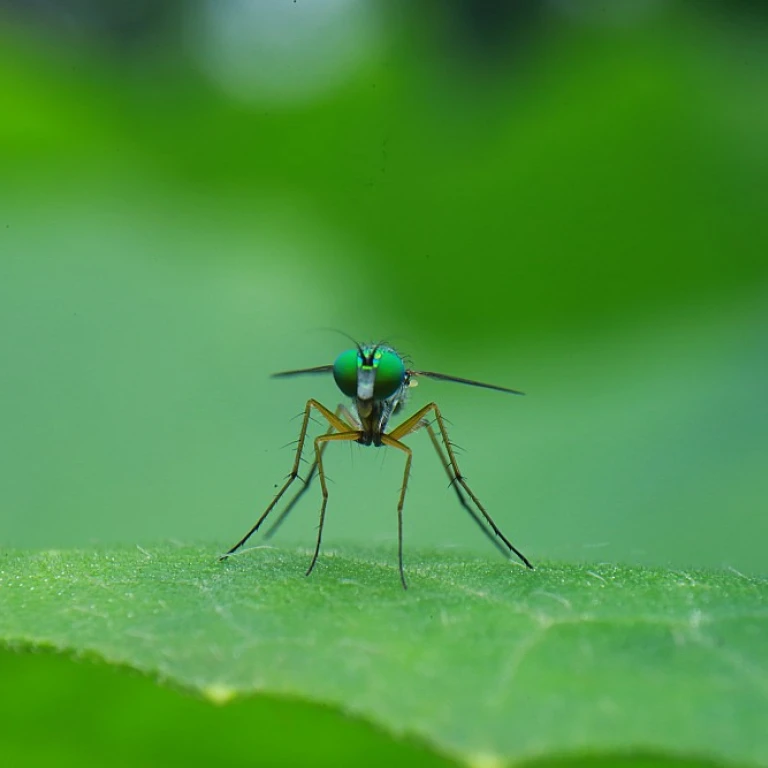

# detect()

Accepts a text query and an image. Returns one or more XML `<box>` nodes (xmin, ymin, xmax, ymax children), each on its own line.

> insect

<box><xmin>221</xmin><ymin>341</ymin><xmax>533</xmax><ymax>588</ymax></box>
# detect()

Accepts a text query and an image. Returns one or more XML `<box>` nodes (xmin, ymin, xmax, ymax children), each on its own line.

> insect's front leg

<box><xmin>380</xmin><ymin>434</ymin><xmax>413</xmax><ymax>589</ymax></box>
<box><xmin>304</xmin><ymin>429</ymin><xmax>362</xmax><ymax>577</ymax></box>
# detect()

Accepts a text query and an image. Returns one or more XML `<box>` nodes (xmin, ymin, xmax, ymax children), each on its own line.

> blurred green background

<box><xmin>1</xmin><ymin>0</ymin><xmax>766</xmax><ymax>574</ymax></box>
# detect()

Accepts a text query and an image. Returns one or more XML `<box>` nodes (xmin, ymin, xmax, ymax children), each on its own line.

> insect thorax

<box><xmin>355</xmin><ymin>379</ymin><xmax>410</xmax><ymax>446</ymax></box>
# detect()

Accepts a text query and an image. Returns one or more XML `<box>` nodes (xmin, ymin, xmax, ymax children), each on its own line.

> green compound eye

<box><xmin>332</xmin><ymin>349</ymin><xmax>360</xmax><ymax>397</ymax></box>
<box><xmin>373</xmin><ymin>349</ymin><xmax>406</xmax><ymax>399</ymax></box>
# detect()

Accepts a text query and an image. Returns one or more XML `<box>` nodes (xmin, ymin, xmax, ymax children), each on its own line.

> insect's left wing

<box><xmin>271</xmin><ymin>365</ymin><xmax>334</xmax><ymax>379</ymax></box>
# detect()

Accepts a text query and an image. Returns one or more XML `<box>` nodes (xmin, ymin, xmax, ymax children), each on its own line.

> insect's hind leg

<box><xmin>220</xmin><ymin>399</ymin><xmax>355</xmax><ymax>560</ymax></box>
<box><xmin>388</xmin><ymin>402</ymin><xmax>533</xmax><ymax>570</ymax></box>
<box><xmin>264</xmin><ymin>404</ymin><xmax>358</xmax><ymax>541</ymax></box>
<box><xmin>420</xmin><ymin>420</ymin><xmax>511</xmax><ymax>559</ymax></box>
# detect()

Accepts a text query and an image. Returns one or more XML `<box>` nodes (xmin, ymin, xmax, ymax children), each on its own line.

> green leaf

<box><xmin>1</xmin><ymin>545</ymin><xmax>766</xmax><ymax>768</ymax></box>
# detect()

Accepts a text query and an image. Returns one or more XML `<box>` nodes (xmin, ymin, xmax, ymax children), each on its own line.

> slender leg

<box><xmin>221</xmin><ymin>399</ymin><xmax>357</xmax><ymax>559</ymax></box>
<box><xmin>420</xmin><ymin>421</ymin><xmax>510</xmax><ymax>558</ymax></box>
<box><xmin>304</xmin><ymin>430</ymin><xmax>362</xmax><ymax>577</ymax></box>
<box><xmin>264</xmin><ymin>404</ymin><xmax>359</xmax><ymax>540</ymax></box>
<box><xmin>379</xmin><ymin>434</ymin><xmax>413</xmax><ymax>589</ymax></box>
<box><xmin>388</xmin><ymin>403</ymin><xmax>533</xmax><ymax>570</ymax></box>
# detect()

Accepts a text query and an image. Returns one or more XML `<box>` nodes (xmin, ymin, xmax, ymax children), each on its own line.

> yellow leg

<box><xmin>264</xmin><ymin>404</ymin><xmax>357</xmax><ymax>540</ymax></box>
<box><xmin>420</xmin><ymin>421</ymin><xmax>511</xmax><ymax>558</ymax></box>
<box><xmin>221</xmin><ymin>399</ymin><xmax>358</xmax><ymax>559</ymax></box>
<box><xmin>305</xmin><ymin>430</ymin><xmax>363</xmax><ymax>577</ymax></box>
<box><xmin>380</xmin><ymin>433</ymin><xmax>413</xmax><ymax>589</ymax></box>
<box><xmin>388</xmin><ymin>402</ymin><xmax>533</xmax><ymax>570</ymax></box>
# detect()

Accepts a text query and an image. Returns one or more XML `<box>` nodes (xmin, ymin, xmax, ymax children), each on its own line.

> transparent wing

<box><xmin>409</xmin><ymin>369</ymin><xmax>524</xmax><ymax>395</ymax></box>
<box><xmin>271</xmin><ymin>365</ymin><xmax>333</xmax><ymax>379</ymax></box>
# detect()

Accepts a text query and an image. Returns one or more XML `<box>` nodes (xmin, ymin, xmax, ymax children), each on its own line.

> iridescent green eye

<box><xmin>333</xmin><ymin>349</ymin><xmax>359</xmax><ymax>397</ymax></box>
<box><xmin>373</xmin><ymin>350</ymin><xmax>406</xmax><ymax>399</ymax></box>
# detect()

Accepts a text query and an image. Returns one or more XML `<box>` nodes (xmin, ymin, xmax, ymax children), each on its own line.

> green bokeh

<box><xmin>0</xmin><ymin>649</ymin><xmax>455</xmax><ymax>768</ymax></box>
<box><xmin>2</xmin><ymin>6</ymin><xmax>767</xmax><ymax>767</ymax></box>
<box><xmin>0</xmin><ymin>650</ymin><xmax>731</xmax><ymax>768</ymax></box>
<box><xmin>1</xmin><ymin>4</ymin><xmax>766</xmax><ymax>577</ymax></box>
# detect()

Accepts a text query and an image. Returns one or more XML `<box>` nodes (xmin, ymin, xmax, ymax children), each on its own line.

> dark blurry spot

<box><xmin>424</xmin><ymin>0</ymin><xmax>547</xmax><ymax>63</ymax></box>
<box><xmin>701</xmin><ymin>0</ymin><xmax>768</xmax><ymax>20</ymax></box>
<box><xmin>0</xmin><ymin>0</ymin><xmax>186</xmax><ymax>53</ymax></box>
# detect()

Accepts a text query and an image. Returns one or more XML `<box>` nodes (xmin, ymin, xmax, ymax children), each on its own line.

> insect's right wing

<box><xmin>409</xmin><ymin>369</ymin><xmax>524</xmax><ymax>395</ymax></box>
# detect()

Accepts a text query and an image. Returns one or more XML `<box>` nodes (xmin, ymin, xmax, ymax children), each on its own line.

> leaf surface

<box><xmin>1</xmin><ymin>546</ymin><xmax>766</xmax><ymax>768</ymax></box>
